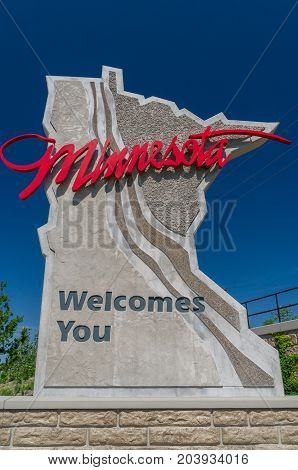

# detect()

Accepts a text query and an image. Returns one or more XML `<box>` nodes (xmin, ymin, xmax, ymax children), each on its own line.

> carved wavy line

<box><xmin>102</xmin><ymin>70</ymin><xmax>241</xmax><ymax>330</ymax></box>
<box><xmin>199</xmin><ymin>314</ymin><xmax>274</xmax><ymax>387</ymax></box>
<box><xmin>115</xmin><ymin>185</ymin><xmax>273</xmax><ymax>387</ymax></box>
<box><xmin>90</xmin><ymin>82</ymin><xmax>101</xmax><ymax>147</ymax></box>
<box><xmin>100</xmin><ymin>75</ymin><xmax>181</xmax><ymax>299</ymax></box>
<box><xmin>114</xmin><ymin>187</ymin><xmax>181</xmax><ymax>299</ymax></box>
<box><xmin>127</xmin><ymin>180</ymin><xmax>241</xmax><ymax>331</ymax></box>
<box><xmin>100</xmin><ymin>73</ymin><xmax>273</xmax><ymax>388</ymax></box>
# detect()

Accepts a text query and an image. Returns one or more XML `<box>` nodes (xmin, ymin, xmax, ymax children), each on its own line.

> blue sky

<box><xmin>0</xmin><ymin>0</ymin><xmax>297</xmax><ymax>331</ymax></box>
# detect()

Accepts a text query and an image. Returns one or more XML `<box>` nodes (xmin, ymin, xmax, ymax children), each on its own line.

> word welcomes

<box><xmin>57</xmin><ymin>291</ymin><xmax>205</xmax><ymax>343</ymax></box>
<box><xmin>0</xmin><ymin>128</ymin><xmax>290</xmax><ymax>200</ymax></box>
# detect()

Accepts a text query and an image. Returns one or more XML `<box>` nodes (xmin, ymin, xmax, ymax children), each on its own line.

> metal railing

<box><xmin>242</xmin><ymin>286</ymin><xmax>298</xmax><ymax>328</ymax></box>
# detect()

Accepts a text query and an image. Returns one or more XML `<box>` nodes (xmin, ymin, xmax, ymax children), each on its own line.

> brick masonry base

<box><xmin>1</xmin><ymin>409</ymin><xmax>298</xmax><ymax>449</ymax></box>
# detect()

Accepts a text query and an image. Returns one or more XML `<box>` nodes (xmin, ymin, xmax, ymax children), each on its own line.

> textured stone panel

<box><xmin>149</xmin><ymin>427</ymin><xmax>220</xmax><ymax>446</ymax></box>
<box><xmin>280</xmin><ymin>426</ymin><xmax>298</xmax><ymax>444</ymax></box>
<box><xmin>139</xmin><ymin>167</ymin><xmax>204</xmax><ymax>235</ymax></box>
<box><xmin>120</xmin><ymin>410</ymin><xmax>211</xmax><ymax>427</ymax></box>
<box><xmin>0</xmin><ymin>411</ymin><xmax>57</xmax><ymax>427</ymax></box>
<box><xmin>89</xmin><ymin>428</ymin><xmax>147</xmax><ymax>446</ymax></box>
<box><xmin>13</xmin><ymin>428</ymin><xmax>87</xmax><ymax>447</ymax></box>
<box><xmin>0</xmin><ymin>429</ymin><xmax>11</xmax><ymax>447</ymax></box>
<box><xmin>60</xmin><ymin>411</ymin><xmax>117</xmax><ymax>427</ymax></box>
<box><xmin>50</xmin><ymin>81</ymin><xmax>90</xmax><ymax>142</ymax></box>
<box><xmin>213</xmin><ymin>411</ymin><xmax>247</xmax><ymax>426</ymax></box>
<box><xmin>222</xmin><ymin>427</ymin><xmax>278</xmax><ymax>445</ymax></box>
<box><xmin>249</xmin><ymin>410</ymin><xmax>298</xmax><ymax>426</ymax></box>
<box><xmin>108</xmin><ymin>71</ymin><xmax>204</xmax><ymax>235</ymax></box>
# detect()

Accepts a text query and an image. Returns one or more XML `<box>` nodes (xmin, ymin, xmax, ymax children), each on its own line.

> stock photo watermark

<box><xmin>61</xmin><ymin>197</ymin><xmax>237</xmax><ymax>253</ymax></box>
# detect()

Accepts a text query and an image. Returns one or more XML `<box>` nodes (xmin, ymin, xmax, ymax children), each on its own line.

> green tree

<box><xmin>0</xmin><ymin>281</ymin><xmax>23</xmax><ymax>358</ymax></box>
<box><xmin>0</xmin><ymin>282</ymin><xmax>37</xmax><ymax>395</ymax></box>
<box><xmin>1</xmin><ymin>329</ymin><xmax>37</xmax><ymax>383</ymax></box>
<box><xmin>273</xmin><ymin>332</ymin><xmax>298</xmax><ymax>395</ymax></box>
<box><xmin>263</xmin><ymin>307</ymin><xmax>298</xmax><ymax>326</ymax></box>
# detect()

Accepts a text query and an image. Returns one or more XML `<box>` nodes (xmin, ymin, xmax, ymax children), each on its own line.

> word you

<box><xmin>57</xmin><ymin>291</ymin><xmax>205</xmax><ymax>343</ymax></box>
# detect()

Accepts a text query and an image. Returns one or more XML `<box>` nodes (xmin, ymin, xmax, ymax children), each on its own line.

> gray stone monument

<box><xmin>34</xmin><ymin>66</ymin><xmax>284</xmax><ymax>397</ymax></box>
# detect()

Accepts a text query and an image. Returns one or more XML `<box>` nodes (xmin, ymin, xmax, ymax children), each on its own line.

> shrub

<box><xmin>0</xmin><ymin>282</ymin><xmax>37</xmax><ymax>395</ymax></box>
<box><xmin>273</xmin><ymin>332</ymin><xmax>298</xmax><ymax>395</ymax></box>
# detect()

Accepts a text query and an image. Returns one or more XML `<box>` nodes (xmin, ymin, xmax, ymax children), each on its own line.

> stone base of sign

<box><xmin>252</xmin><ymin>319</ymin><xmax>298</xmax><ymax>337</ymax></box>
<box><xmin>0</xmin><ymin>397</ymin><xmax>297</xmax><ymax>449</ymax></box>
